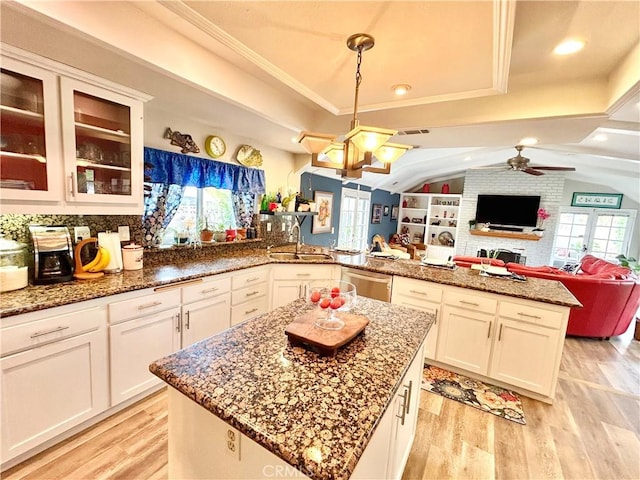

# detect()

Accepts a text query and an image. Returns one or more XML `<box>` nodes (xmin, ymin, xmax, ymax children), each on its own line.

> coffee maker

<box><xmin>29</xmin><ymin>225</ymin><xmax>74</xmax><ymax>284</ymax></box>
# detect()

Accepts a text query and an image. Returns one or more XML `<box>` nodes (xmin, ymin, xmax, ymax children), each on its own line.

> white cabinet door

<box><xmin>271</xmin><ymin>280</ymin><xmax>304</xmax><ymax>309</ymax></box>
<box><xmin>271</xmin><ymin>265</ymin><xmax>338</xmax><ymax>309</ymax></box>
<box><xmin>0</xmin><ymin>57</ymin><xmax>63</xmax><ymax>205</ymax></box>
<box><xmin>109</xmin><ymin>307</ymin><xmax>180</xmax><ymax>405</ymax></box>
<box><xmin>181</xmin><ymin>294</ymin><xmax>231</xmax><ymax>348</ymax></box>
<box><xmin>1</xmin><ymin>328</ymin><xmax>108</xmax><ymax>463</ymax></box>
<box><xmin>437</xmin><ymin>305</ymin><xmax>494</xmax><ymax>374</ymax></box>
<box><xmin>60</xmin><ymin>77</ymin><xmax>143</xmax><ymax>213</ymax></box>
<box><xmin>387</xmin><ymin>342</ymin><xmax>425</xmax><ymax>479</ymax></box>
<box><xmin>489</xmin><ymin>318</ymin><xmax>560</xmax><ymax>395</ymax></box>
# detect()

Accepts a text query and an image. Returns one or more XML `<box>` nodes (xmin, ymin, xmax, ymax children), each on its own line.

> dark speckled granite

<box><xmin>0</xmin><ymin>247</ymin><xmax>580</xmax><ymax>318</ymax></box>
<box><xmin>149</xmin><ymin>296</ymin><xmax>433</xmax><ymax>480</ymax></box>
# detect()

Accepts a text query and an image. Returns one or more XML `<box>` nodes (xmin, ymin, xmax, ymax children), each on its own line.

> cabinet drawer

<box><xmin>393</xmin><ymin>276</ymin><xmax>442</xmax><ymax>303</ymax></box>
<box><xmin>182</xmin><ymin>276</ymin><xmax>231</xmax><ymax>304</ymax></box>
<box><xmin>231</xmin><ymin>296</ymin><xmax>268</xmax><ymax>325</ymax></box>
<box><xmin>499</xmin><ymin>301</ymin><xmax>563</xmax><ymax>329</ymax></box>
<box><xmin>271</xmin><ymin>264</ymin><xmax>335</xmax><ymax>281</ymax></box>
<box><xmin>232</xmin><ymin>283</ymin><xmax>268</xmax><ymax>306</ymax></box>
<box><xmin>231</xmin><ymin>267</ymin><xmax>269</xmax><ymax>290</ymax></box>
<box><xmin>109</xmin><ymin>289</ymin><xmax>181</xmax><ymax>324</ymax></box>
<box><xmin>1</xmin><ymin>306</ymin><xmax>106</xmax><ymax>357</ymax></box>
<box><xmin>444</xmin><ymin>289</ymin><xmax>497</xmax><ymax>314</ymax></box>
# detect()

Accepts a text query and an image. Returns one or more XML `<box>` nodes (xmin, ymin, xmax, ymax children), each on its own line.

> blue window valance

<box><xmin>144</xmin><ymin>147</ymin><xmax>266</xmax><ymax>194</ymax></box>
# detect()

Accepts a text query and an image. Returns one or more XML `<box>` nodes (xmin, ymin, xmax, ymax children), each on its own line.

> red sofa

<box><xmin>506</xmin><ymin>255</ymin><xmax>640</xmax><ymax>339</ymax></box>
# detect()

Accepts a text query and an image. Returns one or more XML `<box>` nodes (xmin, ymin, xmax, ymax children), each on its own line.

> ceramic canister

<box><xmin>122</xmin><ymin>243</ymin><xmax>143</xmax><ymax>270</ymax></box>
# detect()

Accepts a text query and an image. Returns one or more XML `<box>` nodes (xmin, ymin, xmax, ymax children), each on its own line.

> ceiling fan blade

<box><xmin>528</xmin><ymin>165</ymin><xmax>576</xmax><ymax>171</ymax></box>
<box><xmin>472</xmin><ymin>166</ymin><xmax>509</xmax><ymax>170</ymax></box>
<box><xmin>523</xmin><ymin>168</ymin><xmax>545</xmax><ymax>176</ymax></box>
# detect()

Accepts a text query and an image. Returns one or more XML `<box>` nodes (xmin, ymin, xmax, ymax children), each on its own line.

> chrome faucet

<box><xmin>289</xmin><ymin>218</ymin><xmax>302</xmax><ymax>255</ymax></box>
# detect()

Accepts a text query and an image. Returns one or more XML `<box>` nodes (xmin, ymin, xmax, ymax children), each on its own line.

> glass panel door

<box><xmin>590</xmin><ymin>212</ymin><xmax>633</xmax><ymax>261</ymax></box>
<box><xmin>338</xmin><ymin>188</ymin><xmax>371</xmax><ymax>251</ymax></box>
<box><xmin>552</xmin><ymin>211</ymin><xmax>590</xmax><ymax>265</ymax></box>
<box><xmin>72</xmin><ymin>91</ymin><xmax>132</xmax><ymax>196</ymax></box>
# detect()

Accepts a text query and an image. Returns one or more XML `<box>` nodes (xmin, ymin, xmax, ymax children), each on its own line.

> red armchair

<box><xmin>506</xmin><ymin>256</ymin><xmax>639</xmax><ymax>339</ymax></box>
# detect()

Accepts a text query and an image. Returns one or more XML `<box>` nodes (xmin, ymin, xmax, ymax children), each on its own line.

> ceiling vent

<box><xmin>397</xmin><ymin>128</ymin><xmax>430</xmax><ymax>135</ymax></box>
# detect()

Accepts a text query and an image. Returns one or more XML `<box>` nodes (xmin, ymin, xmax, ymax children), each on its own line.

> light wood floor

<box><xmin>3</xmin><ymin>326</ymin><xmax>639</xmax><ymax>480</ymax></box>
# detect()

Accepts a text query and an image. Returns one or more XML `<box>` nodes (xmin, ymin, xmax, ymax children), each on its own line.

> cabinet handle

<box><xmin>295</xmin><ymin>273</ymin><xmax>311</xmax><ymax>277</ymax></box>
<box><xmin>487</xmin><ymin>320</ymin><xmax>492</xmax><ymax>338</ymax></box>
<box><xmin>201</xmin><ymin>287</ymin><xmax>219</xmax><ymax>294</ymax></box>
<box><xmin>137</xmin><ymin>301</ymin><xmax>162</xmax><ymax>310</ymax></box>
<box><xmin>185</xmin><ymin>311</ymin><xmax>190</xmax><ymax>329</ymax></box>
<box><xmin>435</xmin><ymin>308</ymin><xmax>438</xmax><ymax>325</ymax></box>
<box><xmin>396</xmin><ymin>387</ymin><xmax>409</xmax><ymax>425</ymax></box>
<box><xmin>460</xmin><ymin>300</ymin><xmax>479</xmax><ymax>307</ymax></box>
<box><xmin>30</xmin><ymin>325</ymin><xmax>69</xmax><ymax>339</ymax></box>
<box><xmin>68</xmin><ymin>173</ymin><xmax>76</xmax><ymax>197</ymax></box>
<box><xmin>518</xmin><ymin>312</ymin><xmax>541</xmax><ymax>320</ymax></box>
<box><xmin>245</xmin><ymin>307</ymin><xmax>258</xmax><ymax>315</ymax></box>
<box><xmin>246</xmin><ymin>277</ymin><xmax>259</xmax><ymax>282</ymax></box>
<box><xmin>175</xmin><ymin>313</ymin><xmax>181</xmax><ymax>333</ymax></box>
<box><xmin>404</xmin><ymin>380</ymin><xmax>413</xmax><ymax>415</ymax></box>
<box><xmin>245</xmin><ymin>291</ymin><xmax>259</xmax><ymax>297</ymax></box>
<box><xmin>498</xmin><ymin>324</ymin><xmax>503</xmax><ymax>341</ymax></box>
<box><xmin>409</xmin><ymin>289</ymin><xmax>427</xmax><ymax>296</ymax></box>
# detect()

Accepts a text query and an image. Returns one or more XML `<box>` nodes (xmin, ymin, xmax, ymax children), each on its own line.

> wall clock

<box><xmin>204</xmin><ymin>135</ymin><xmax>226</xmax><ymax>158</ymax></box>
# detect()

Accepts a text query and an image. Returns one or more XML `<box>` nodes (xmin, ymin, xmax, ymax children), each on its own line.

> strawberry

<box><xmin>330</xmin><ymin>287</ymin><xmax>341</xmax><ymax>298</ymax></box>
<box><xmin>310</xmin><ymin>291</ymin><xmax>321</xmax><ymax>303</ymax></box>
<box><xmin>319</xmin><ymin>298</ymin><xmax>331</xmax><ymax>309</ymax></box>
<box><xmin>330</xmin><ymin>297</ymin><xmax>342</xmax><ymax>309</ymax></box>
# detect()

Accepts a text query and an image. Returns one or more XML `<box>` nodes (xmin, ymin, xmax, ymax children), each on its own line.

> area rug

<box><xmin>421</xmin><ymin>364</ymin><xmax>526</xmax><ymax>425</ymax></box>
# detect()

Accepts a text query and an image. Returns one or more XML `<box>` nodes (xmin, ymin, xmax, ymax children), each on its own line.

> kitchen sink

<box><xmin>268</xmin><ymin>252</ymin><xmax>333</xmax><ymax>261</ymax></box>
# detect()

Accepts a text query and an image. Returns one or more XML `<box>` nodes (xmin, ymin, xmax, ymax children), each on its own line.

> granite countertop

<box><xmin>0</xmin><ymin>248</ymin><xmax>581</xmax><ymax>318</ymax></box>
<box><xmin>149</xmin><ymin>296</ymin><xmax>433</xmax><ymax>480</ymax></box>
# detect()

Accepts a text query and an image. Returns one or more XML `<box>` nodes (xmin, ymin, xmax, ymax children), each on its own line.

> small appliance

<box><xmin>29</xmin><ymin>225</ymin><xmax>74</xmax><ymax>284</ymax></box>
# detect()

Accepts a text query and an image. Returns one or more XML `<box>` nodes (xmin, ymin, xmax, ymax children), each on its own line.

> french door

<box><xmin>552</xmin><ymin>207</ymin><xmax>636</xmax><ymax>265</ymax></box>
<box><xmin>338</xmin><ymin>188</ymin><xmax>371</xmax><ymax>251</ymax></box>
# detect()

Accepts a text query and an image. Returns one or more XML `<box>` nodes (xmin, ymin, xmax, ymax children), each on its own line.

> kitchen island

<box><xmin>149</xmin><ymin>296</ymin><xmax>434</xmax><ymax>480</ymax></box>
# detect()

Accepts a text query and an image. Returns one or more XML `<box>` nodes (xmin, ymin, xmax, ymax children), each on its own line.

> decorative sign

<box><xmin>571</xmin><ymin>192</ymin><xmax>623</xmax><ymax>209</ymax></box>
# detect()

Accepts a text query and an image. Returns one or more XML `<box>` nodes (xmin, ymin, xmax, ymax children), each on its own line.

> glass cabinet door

<box><xmin>60</xmin><ymin>77</ymin><xmax>142</xmax><ymax>206</ymax></box>
<box><xmin>0</xmin><ymin>59</ymin><xmax>62</xmax><ymax>202</ymax></box>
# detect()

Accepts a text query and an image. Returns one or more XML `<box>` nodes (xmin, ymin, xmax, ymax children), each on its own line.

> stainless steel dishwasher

<box><xmin>341</xmin><ymin>267</ymin><xmax>392</xmax><ymax>302</ymax></box>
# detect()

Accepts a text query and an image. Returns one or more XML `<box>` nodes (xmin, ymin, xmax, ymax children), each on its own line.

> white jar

<box><xmin>122</xmin><ymin>244</ymin><xmax>143</xmax><ymax>270</ymax></box>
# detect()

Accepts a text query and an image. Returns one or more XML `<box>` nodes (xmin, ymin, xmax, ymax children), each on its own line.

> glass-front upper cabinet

<box><xmin>60</xmin><ymin>77</ymin><xmax>143</xmax><ymax>207</ymax></box>
<box><xmin>0</xmin><ymin>58</ymin><xmax>63</xmax><ymax>202</ymax></box>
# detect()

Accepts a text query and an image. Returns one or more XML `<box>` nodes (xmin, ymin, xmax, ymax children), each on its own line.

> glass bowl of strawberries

<box><xmin>307</xmin><ymin>280</ymin><xmax>357</xmax><ymax>330</ymax></box>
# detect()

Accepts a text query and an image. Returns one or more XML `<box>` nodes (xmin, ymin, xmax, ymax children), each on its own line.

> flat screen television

<box><xmin>475</xmin><ymin>194</ymin><xmax>540</xmax><ymax>227</ymax></box>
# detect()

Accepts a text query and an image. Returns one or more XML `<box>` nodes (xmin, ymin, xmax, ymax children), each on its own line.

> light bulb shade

<box><xmin>322</xmin><ymin>142</ymin><xmax>345</xmax><ymax>164</ymax></box>
<box><xmin>297</xmin><ymin>131</ymin><xmax>336</xmax><ymax>154</ymax></box>
<box><xmin>346</xmin><ymin>125</ymin><xmax>396</xmax><ymax>153</ymax></box>
<box><xmin>374</xmin><ymin>142</ymin><xmax>413</xmax><ymax>164</ymax></box>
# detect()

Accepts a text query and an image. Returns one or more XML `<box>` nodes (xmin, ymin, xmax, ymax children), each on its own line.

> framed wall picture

<box><xmin>391</xmin><ymin>205</ymin><xmax>399</xmax><ymax>221</ymax></box>
<box><xmin>371</xmin><ymin>204</ymin><xmax>382</xmax><ymax>224</ymax></box>
<box><xmin>312</xmin><ymin>191</ymin><xmax>333</xmax><ymax>234</ymax></box>
<box><xmin>383</xmin><ymin>205</ymin><xmax>390</xmax><ymax>216</ymax></box>
<box><xmin>571</xmin><ymin>192</ymin><xmax>623</xmax><ymax>209</ymax></box>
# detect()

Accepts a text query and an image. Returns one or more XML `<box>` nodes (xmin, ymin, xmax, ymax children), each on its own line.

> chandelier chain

<box><xmin>352</xmin><ymin>46</ymin><xmax>364</xmax><ymax>127</ymax></box>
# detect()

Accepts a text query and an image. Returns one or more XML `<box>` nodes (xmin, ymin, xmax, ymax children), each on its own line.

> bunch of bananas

<box><xmin>81</xmin><ymin>246</ymin><xmax>111</xmax><ymax>273</ymax></box>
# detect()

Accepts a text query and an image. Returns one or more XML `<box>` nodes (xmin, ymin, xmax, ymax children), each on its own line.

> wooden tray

<box><xmin>285</xmin><ymin>311</ymin><xmax>370</xmax><ymax>357</ymax></box>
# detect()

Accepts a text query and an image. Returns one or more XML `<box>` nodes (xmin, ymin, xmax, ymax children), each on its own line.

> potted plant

<box><xmin>200</xmin><ymin>217</ymin><xmax>214</xmax><ymax>242</ymax></box>
<box><xmin>468</xmin><ymin>219</ymin><xmax>477</xmax><ymax>230</ymax></box>
<box><xmin>533</xmin><ymin>208</ymin><xmax>550</xmax><ymax>236</ymax></box>
<box><xmin>616</xmin><ymin>254</ymin><xmax>640</xmax><ymax>274</ymax></box>
<box><xmin>213</xmin><ymin>223</ymin><xmax>226</xmax><ymax>243</ymax></box>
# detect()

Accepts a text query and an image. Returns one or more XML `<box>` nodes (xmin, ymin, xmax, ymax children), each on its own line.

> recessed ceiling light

<box><xmin>392</xmin><ymin>84</ymin><xmax>412</xmax><ymax>96</ymax></box>
<box><xmin>553</xmin><ymin>39</ymin><xmax>585</xmax><ymax>55</ymax></box>
<box><xmin>593</xmin><ymin>134</ymin><xmax>608</xmax><ymax>142</ymax></box>
<box><xmin>519</xmin><ymin>137</ymin><xmax>538</xmax><ymax>146</ymax></box>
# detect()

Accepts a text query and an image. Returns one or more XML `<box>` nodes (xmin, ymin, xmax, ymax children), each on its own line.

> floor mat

<box><xmin>421</xmin><ymin>364</ymin><xmax>526</xmax><ymax>425</ymax></box>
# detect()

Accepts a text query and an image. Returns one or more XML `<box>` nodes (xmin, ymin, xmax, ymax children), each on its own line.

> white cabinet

<box><xmin>437</xmin><ymin>290</ymin><xmax>497</xmax><ymax>374</ymax></box>
<box><xmin>231</xmin><ymin>267</ymin><xmax>269</xmax><ymax>325</ymax></box>
<box><xmin>0</xmin><ymin>46</ymin><xmax>148</xmax><ymax>214</ymax></box>
<box><xmin>398</xmin><ymin>193</ymin><xmax>462</xmax><ymax>257</ymax></box>
<box><xmin>1</xmin><ymin>304</ymin><xmax>109</xmax><ymax>464</ymax></box>
<box><xmin>181</xmin><ymin>276</ymin><xmax>232</xmax><ymax>347</ymax></box>
<box><xmin>108</xmin><ymin>288</ymin><xmax>181</xmax><ymax>405</ymax></box>
<box><xmin>390</xmin><ymin>276</ymin><xmax>441</xmax><ymax>359</ymax></box>
<box><xmin>270</xmin><ymin>264</ymin><xmax>338</xmax><ymax>309</ymax></box>
<box><xmin>489</xmin><ymin>300</ymin><xmax>565</xmax><ymax>396</ymax></box>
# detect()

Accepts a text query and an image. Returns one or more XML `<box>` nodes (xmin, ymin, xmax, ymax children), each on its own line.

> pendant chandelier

<box><xmin>297</xmin><ymin>33</ymin><xmax>412</xmax><ymax>179</ymax></box>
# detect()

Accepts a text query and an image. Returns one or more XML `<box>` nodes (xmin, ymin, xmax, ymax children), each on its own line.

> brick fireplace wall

<box><xmin>457</xmin><ymin>170</ymin><xmax>566</xmax><ymax>266</ymax></box>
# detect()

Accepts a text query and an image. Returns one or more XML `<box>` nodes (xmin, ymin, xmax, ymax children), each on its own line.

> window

<box><xmin>338</xmin><ymin>188</ymin><xmax>371</xmax><ymax>250</ymax></box>
<box><xmin>161</xmin><ymin>187</ymin><xmax>243</xmax><ymax>246</ymax></box>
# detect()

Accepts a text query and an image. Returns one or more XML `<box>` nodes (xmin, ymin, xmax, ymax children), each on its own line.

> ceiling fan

<box><xmin>480</xmin><ymin>146</ymin><xmax>577</xmax><ymax>176</ymax></box>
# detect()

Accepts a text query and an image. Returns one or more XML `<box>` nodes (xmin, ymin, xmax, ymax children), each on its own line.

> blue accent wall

<box><xmin>299</xmin><ymin>173</ymin><xmax>400</xmax><ymax>247</ymax></box>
